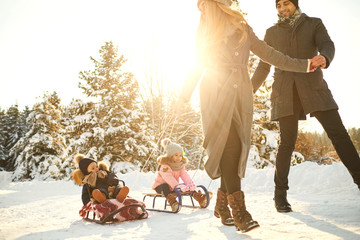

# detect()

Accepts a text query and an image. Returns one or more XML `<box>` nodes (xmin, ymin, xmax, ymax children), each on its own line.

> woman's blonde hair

<box><xmin>196</xmin><ymin>0</ymin><xmax>248</xmax><ymax>64</ymax></box>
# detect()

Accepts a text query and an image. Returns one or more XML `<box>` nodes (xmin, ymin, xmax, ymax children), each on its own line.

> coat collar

<box><xmin>276</xmin><ymin>13</ymin><xmax>308</xmax><ymax>33</ymax></box>
<box><xmin>292</xmin><ymin>13</ymin><xmax>307</xmax><ymax>32</ymax></box>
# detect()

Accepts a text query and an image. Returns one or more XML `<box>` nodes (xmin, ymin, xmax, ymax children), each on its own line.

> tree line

<box><xmin>1</xmin><ymin>42</ymin><xmax>359</xmax><ymax>181</ymax></box>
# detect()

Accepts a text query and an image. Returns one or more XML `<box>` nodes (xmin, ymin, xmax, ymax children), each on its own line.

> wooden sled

<box><xmin>83</xmin><ymin>202</ymin><xmax>147</xmax><ymax>224</ymax></box>
<box><xmin>142</xmin><ymin>185</ymin><xmax>211</xmax><ymax>213</ymax></box>
<box><xmin>80</xmin><ymin>180</ymin><xmax>148</xmax><ymax>224</ymax></box>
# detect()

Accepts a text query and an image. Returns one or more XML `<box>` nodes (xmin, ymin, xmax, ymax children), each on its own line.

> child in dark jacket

<box><xmin>72</xmin><ymin>154</ymin><xmax>129</xmax><ymax>205</ymax></box>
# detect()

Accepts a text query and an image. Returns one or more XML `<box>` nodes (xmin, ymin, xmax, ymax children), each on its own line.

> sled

<box><xmin>142</xmin><ymin>185</ymin><xmax>211</xmax><ymax>213</ymax></box>
<box><xmin>79</xmin><ymin>180</ymin><xmax>148</xmax><ymax>224</ymax></box>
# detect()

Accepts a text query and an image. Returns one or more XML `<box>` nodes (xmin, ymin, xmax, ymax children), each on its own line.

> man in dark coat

<box><xmin>251</xmin><ymin>0</ymin><xmax>360</xmax><ymax>212</ymax></box>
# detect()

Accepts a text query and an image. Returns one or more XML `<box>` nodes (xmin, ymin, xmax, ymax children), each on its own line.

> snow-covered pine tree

<box><xmin>0</xmin><ymin>109</ymin><xmax>6</xmax><ymax>170</ymax></box>
<box><xmin>72</xmin><ymin>41</ymin><xmax>154</xmax><ymax>173</ymax></box>
<box><xmin>11</xmin><ymin>92</ymin><xmax>66</xmax><ymax>181</ymax></box>
<box><xmin>61</xmin><ymin>99</ymin><xmax>101</xmax><ymax>178</ymax></box>
<box><xmin>249</xmin><ymin>53</ymin><xmax>305</xmax><ymax>168</ymax></box>
<box><xmin>0</xmin><ymin>105</ymin><xmax>30</xmax><ymax>171</ymax></box>
<box><xmin>248</xmin><ymin>53</ymin><xmax>279</xmax><ymax>168</ymax></box>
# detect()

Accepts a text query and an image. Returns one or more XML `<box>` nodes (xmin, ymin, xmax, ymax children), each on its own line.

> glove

<box><xmin>180</xmin><ymin>182</ymin><xmax>196</xmax><ymax>192</ymax></box>
<box><xmin>187</xmin><ymin>182</ymin><xmax>196</xmax><ymax>191</ymax></box>
<box><xmin>180</xmin><ymin>185</ymin><xmax>189</xmax><ymax>192</ymax></box>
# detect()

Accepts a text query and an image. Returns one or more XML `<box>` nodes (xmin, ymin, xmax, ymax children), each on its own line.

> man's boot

<box><xmin>274</xmin><ymin>189</ymin><xmax>292</xmax><ymax>212</ymax></box>
<box><xmin>227</xmin><ymin>191</ymin><xmax>259</xmax><ymax>232</ymax></box>
<box><xmin>214</xmin><ymin>188</ymin><xmax>234</xmax><ymax>226</ymax></box>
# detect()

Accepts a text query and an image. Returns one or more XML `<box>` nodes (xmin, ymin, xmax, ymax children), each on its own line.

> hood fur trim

<box><xmin>72</xmin><ymin>169</ymin><xmax>84</xmax><ymax>186</ymax></box>
<box><xmin>157</xmin><ymin>155</ymin><xmax>188</xmax><ymax>165</ymax></box>
<box><xmin>72</xmin><ymin>161</ymin><xmax>109</xmax><ymax>186</ymax></box>
<box><xmin>98</xmin><ymin>162</ymin><xmax>109</xmax><ymax>171</ymax></box>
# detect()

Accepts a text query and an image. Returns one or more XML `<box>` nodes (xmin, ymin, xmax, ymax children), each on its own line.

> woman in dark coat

<box><xmin>178</xmin><ymin>0</ymin><xmax>316</xmax><ymax>233</ymax></box>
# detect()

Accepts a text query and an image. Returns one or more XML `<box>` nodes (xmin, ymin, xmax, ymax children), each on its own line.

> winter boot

<box><xmin>116</xmin><ymin>186</ymin><xmax>129</xmax><ymax>202</ymax></box>
<box><xmin>92</xmin><ymin>189</ymin><xmax>107</xmax><ymax>204</ymax></box>
<box><xmin>214</xmin><ymin>188</ymin><xmax>234</xmax><ymax>226</ymax></box>
<box><xmin>166</xmin><ymin>193</ymin><xmax>179</xmax><ymax>212</ymax></box>
<box><xmin>227</xmin><ymin>191</ymin><xmax>260</xmax><ymax>232</ymax></box>
<box><xmin>274</xmin><ymin>189</ymin><xmax>292</xmax><ymax>212</ymax></box>
<box><xmin>192</xmin><ymin>190</ymin><xmax>208</xmax><ymax>208</ymax></box>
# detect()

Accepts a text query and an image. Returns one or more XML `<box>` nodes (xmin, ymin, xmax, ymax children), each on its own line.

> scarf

<box><xmin>278</xmin><ymin>8</ymin><xmax>302</xmax><ymax>28</ymax></box>
<box><xmin>82</xmin><ymin>170</ymin><xmax>108</xmax><ymax>187</ymax></box>
<box><xmin>168</xmin><ymin>160</ymin><xmax>186</xmax><ymax>171</ymax></box>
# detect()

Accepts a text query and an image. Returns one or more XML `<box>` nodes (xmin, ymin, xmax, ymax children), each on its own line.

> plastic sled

<box><xmin>142</xmin><ymin>185</ymin><xmax>211</xmax><ymax>213</ymax></box>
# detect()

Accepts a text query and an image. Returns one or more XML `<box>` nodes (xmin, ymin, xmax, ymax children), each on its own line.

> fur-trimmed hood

<box><xmin>72</xmin><ymin>161</ymin><xmax>109</xmax><ymax>186</ymax></box>
<box><xmin>157</xmin><ymin>155</ymin><xmax>188</xmax><ymax>166</ymax></box>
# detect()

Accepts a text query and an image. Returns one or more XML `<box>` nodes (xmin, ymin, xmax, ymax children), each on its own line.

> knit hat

<box><xmin>198</xmin><ymin>0</ymin><xmax>233</xmax><ymax>8</ymax></box>
<box><xmin>74</xmin><ymin>154</ymin><xmax>97</xmax><ymax>175</ymax></box>
<box><xmin>161</xmin><ymin>138</ymin><xmax>183</xmax><ymax>157</ymax></box>
<box><xmin>276</xmin><ymin>0</ymin><xmax>298</xmax><ymax>9</ymax></box>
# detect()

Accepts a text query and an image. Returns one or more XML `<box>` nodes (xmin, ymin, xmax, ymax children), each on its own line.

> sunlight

<box><xmin>124</xmin><ymin>1</ymin><xmax>200</xmax><ymax>102</ymax></box>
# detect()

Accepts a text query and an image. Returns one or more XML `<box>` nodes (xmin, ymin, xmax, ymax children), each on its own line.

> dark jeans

<box><xmin>155</xmin><ymin>183</ymin><xmax>172</xmax><ymax>197</ymax></box>
<box><xmin>275</xmin><ymin>91</ymin><xmax>360</xmax><ymax>190</ymax></box>
<box><xmin>219</xmin><ymin>123</ymin><xmax>241</xmax><ymax>194</ymax></box>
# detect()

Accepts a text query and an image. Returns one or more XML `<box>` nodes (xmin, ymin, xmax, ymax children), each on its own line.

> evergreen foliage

<box><xmin>66</xmin><ymin>41</ymin><xmax>155</xmax><ymax>173</ymax></box>
<box><xmin>1</xmin><ymin>39</ymin><xmax>359</xmax><ymax>181</ymax></box>
<box><xmin>11</xmin><ymin>92</ymin><xmax>66</xmax><ymax>180</ymax></box>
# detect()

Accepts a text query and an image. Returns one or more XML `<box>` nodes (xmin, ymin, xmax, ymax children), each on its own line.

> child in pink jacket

<box><xmin>152</xmin><ymin>138</ymin><xmax>207</xmax><ymax>211</ymax></box>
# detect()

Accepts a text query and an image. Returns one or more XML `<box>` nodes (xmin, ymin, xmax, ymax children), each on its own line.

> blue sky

<box><xmin>1</xmin><ymin>0</ymin><xmax>359</xmax><ymax>132</ymax></box>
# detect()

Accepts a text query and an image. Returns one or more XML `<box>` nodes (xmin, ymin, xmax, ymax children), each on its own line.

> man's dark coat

<box><xmin>251</xmin><ymin>13</ymin><xmax>338</xmax><ymax>120</ymax></box>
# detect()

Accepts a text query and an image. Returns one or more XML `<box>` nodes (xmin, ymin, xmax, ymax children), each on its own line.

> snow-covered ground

<box><xmin>0</xmin><ymin>162</ymin><xmax>359</xmax><ymax>240</ymax></box>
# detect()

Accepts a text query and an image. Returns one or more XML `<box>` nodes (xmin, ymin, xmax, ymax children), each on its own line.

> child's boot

<box><xmin>92</xmin><ymin>189</ymin><xmax>106</xmax><ymax>204</ymax></box>
<box><xmin>116</xmin><ymin>186</ymin><xmax>130</xmax><ymax>202</ymax></box>
<box><xmin>192</xmin><ymin>190</ymin><xmax>207</xmax><ymax>208</ymax></box>
<box><xmin>166</xmin><ymin>193</ymin><xmax>179</xmax><ymax>212</ymax></box>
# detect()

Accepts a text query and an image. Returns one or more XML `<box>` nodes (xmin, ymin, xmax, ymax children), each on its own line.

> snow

<box><xmin>1</xmin><ymin>162</ymin><xmax>359</xmax><ymax>240</ymax></box>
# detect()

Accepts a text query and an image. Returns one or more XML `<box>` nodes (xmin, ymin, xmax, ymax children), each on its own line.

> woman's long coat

<box><xmin>251</xmin><ymin>13</ymin><xmax>338</xmax><ymax>120</ymax></box>
<box><xmin>180</xmin><ymin>25</ymin><xmax>309</xmax><ymax>180</ymax></box>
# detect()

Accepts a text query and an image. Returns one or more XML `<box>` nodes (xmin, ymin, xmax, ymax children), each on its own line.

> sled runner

<box><xmin>79</xmin><ymin>198</ymin><xmax>148</xmax><ymax>224</ymax></box>
<box><xmin>142</xmin><ymin>185</ymin><xmax>211</xmax><ymax>213</ymax></box>
<box><xmin>79</xmin><ymin>180</ymin><xmax>148</xmax><ymax>224</ymax></box>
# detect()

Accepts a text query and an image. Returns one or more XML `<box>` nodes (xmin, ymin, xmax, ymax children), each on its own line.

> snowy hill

<box><xmin>0</xmin><ymin>162</ymin><xmax>359</xmax><ymax>240</ymax></box>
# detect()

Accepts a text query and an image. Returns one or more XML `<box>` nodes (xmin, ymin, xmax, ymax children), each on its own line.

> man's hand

<box><xmin>310</xmin><ymin>55</ymin><xmax>326</xmax><ymax>71</ymax></box>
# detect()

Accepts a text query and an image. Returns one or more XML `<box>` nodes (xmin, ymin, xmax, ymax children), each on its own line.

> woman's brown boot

<box><xmin>166</xmin><ymin>193</ymin><xmax>179</xmax><ymax>212</ymax></box>
<box><xmin>214</xmin><ymin>188</ymin><xmax>234</xmax><ymax>226</ymax></box>
<box><xmin>227</xmin><ymin>191</ymin><xmax>259</xmax><ymax>232</ymax></box>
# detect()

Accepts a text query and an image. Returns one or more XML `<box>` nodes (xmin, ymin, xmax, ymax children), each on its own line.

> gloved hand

<box><xmin>180</xmin><ymin>182</ymin><xmax>196</xmax><ymax>192</ymax></box>
<box><xmin>187</xmin><ymin>182</ymin><xmax>196</xmax><ymax>191</ymax></box>
<box><xmin>180</xmin><ymin>185</ymin><xmax>189</xmax><ymax>192</ymax></box>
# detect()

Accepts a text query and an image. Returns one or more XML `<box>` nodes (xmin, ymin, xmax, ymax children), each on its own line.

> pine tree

<box><xmin>2</xmin><ymin>105</ymin><xmax>32</xmax><ymax>171</ymax></box>
<box><xmin>248</xmin><ymin>53</ymin><xmax>282</xmax><ymax>168</ymax></box>
<box><xmin>69</xmin><ymin>41</ymin><xmax>154</xmax><ymax>173</ymax></box>
<box><xmin>11</xmin><ymin>92</ymin><xmax>66</xmax><ymax>181</ymax></box>
<box><xmin>0</xmin><ymin>109</ymin><xmax>6</xmax><ymax>169</ymax></box>
<box><xmin>61</xmin><ymin>99</ymin><xmax>99</xmax><ymax>178</ymax></box>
